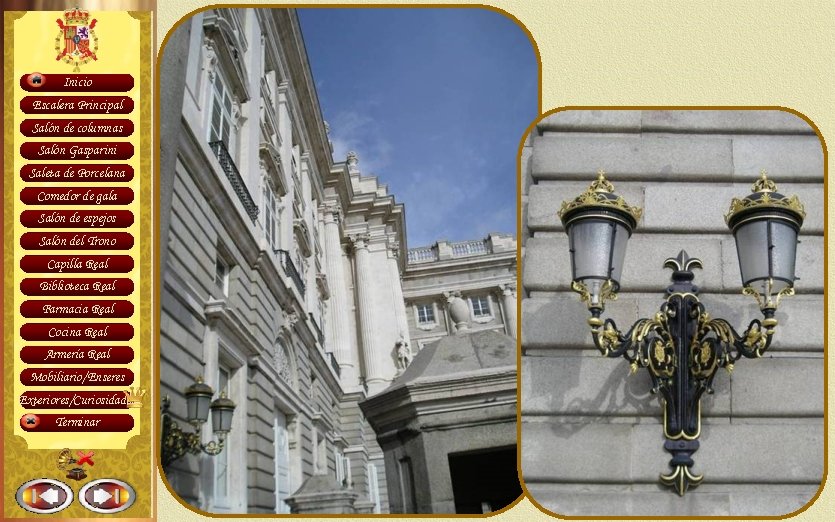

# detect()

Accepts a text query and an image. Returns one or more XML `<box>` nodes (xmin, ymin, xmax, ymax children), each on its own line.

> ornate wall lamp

<box><xmin>161</xmin><ymin>376</ymin><xmax>236</xmax><ymax>467</ymax></box>
<box><xmin>559</xmin><ymin>170</ymin><xmax>805</xmax><ymax>496</ymax></box>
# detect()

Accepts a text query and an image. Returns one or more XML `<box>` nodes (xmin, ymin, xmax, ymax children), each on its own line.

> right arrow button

<box><xmin>79</xmin><ymin>478</ymin><xmax>135</xmax><ymax>513</ymax></box>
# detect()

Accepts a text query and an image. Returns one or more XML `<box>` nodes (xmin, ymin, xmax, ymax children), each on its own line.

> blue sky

<box><xmin>297</xmin><ymin>8</ymin><xmax>538</xmax><ymax>248</ymax></box>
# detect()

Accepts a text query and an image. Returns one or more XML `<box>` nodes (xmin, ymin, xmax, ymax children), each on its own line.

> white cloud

<box><xmin>397</xmin><ymin>161</ymin><xmax>494</xmax><ymax>247</ymax></box>
<box><xmin>325</xmin><ymin>112</ymin><xmax>513</xmax><ymax>248</ymax></box>
<box><xmin>327</xmin><ymin>110</ymin><xmax>392</xmax><ymax>175</ymax></box>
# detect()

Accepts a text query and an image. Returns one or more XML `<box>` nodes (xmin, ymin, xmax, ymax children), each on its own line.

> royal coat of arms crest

<box><xmin>55</xmin><ymin>7</ymin><xmax>98</xmax><ymax>72</ymax></box>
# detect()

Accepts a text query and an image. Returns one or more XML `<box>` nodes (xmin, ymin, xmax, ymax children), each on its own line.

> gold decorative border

<box><xmin>1</xmin><ymin>10</ymin><xmax>25</xmax><ymax>518</ymax></box>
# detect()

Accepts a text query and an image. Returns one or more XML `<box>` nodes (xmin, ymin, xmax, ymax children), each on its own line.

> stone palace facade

<box><xmin>158</xmin><ymin>8</ymin><xmax>517</xmax><ymax>514</ymax></box>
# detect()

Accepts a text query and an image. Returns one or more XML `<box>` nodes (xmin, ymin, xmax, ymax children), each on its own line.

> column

<box><xmin>386</xmin><ymin>240</ymin><xmax>411</xmax><ymax>350</ymax></box>
<box><xmin>350</xmin><ymin>233</ymin><xmax>386</xmax><ymax>391</ymax></box>
<box><xmin>322</xmin><ymin>202</ymin><xmax>358</xmax><ymax>387</ymax></box>
<box><xmin>500</xmin><ymin>284</ymin><xmax>517</xmax><ymax>339</ymax></box>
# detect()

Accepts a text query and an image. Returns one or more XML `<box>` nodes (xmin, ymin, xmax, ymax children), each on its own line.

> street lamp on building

<box><xmin>558</xmin><ymin>170</ymin><xmax>804</xmax><ymax>496</ymax></box>
<box><xmin>161</xmin><ymin>376</ymin><xmax>236</xmax><ymax>468</ymax></box>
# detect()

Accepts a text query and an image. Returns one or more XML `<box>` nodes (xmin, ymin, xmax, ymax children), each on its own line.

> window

<box><xmin>368</xmin><ymin>463</ymin><xmax>381</xmax><ymax>514</ymax></box>
<box><xmin>295</xmin><ymin>250</ymin><xmax>306</xmax><ymax>288</ymax></box>
<box><xmin>214</xmin><ymin>365</ymin><xmax>231</xmax><ymax>507</ymax></box>
<box><xmin>416</xmin><ymin>304</ymin><xmax>435</xmax><ymax>324</ymax></box>
<box><xmin>263</xmin><ymin>180</ymin><xmax>280</xmax><ymax>250</ymax></box>
<box><xmin>215</xmin><ymin>255</ymin><xmax>230</xmax><ymax>297</ymax></box>
<box><xmin>469</xmin><ymin>295</ymin><xmax>493</xmax><ymax>322</ymax></box>
<box><xmin>203</xmin><ymin>334</ymin><xmax>246</xmax><ymax>512</ymax></box>
<box><xmin>344</xmin><ymin>455</ymin><xmax>352</xmax><ymax>487</ymax></box>
<box><xmin>335</xmin><ymin>449</ymin><xmax>348</xmax><ymax>486</ymax></box>
<box><xmin>274</xmin><ymin>412</ymin><xmax>291</xmax><ymax>514</ymax></box>
<box><xmin>209</xmin><ymin>72</ymin><xmax>234</xmax><ymax>149</ymax></box>
<box><xmin>415</xmin><ymin>303</ymin><xmax>437</xmax><ymax>331</ymax></box>
<box><xmin>292</xmin><ymin>187</ymin><xmax>303</xmax><ymax>221</ymax></box>
<box><xmin>313</xmin><ymin>428</ymin><xmax>327</xmax><ymax>474</ymax></box>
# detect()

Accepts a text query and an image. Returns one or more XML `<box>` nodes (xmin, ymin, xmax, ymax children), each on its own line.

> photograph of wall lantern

<box><xmin>161</xmin><ymin>376</ymin><xmax>236</xmax><ymax>467</ymax></box>
<box><xmin>558</xmin><ymin>170</ymin><xmax>805</xmax><ymax>496</ymax></box>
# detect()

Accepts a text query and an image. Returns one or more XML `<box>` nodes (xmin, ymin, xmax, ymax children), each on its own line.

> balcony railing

<box><xmin>276</xmin><ymin>249</ymin><xmax>305</xmax><ymax>295</ymax></box>
<box><xmin>407</xmin><ymin>246</ymin><xmax>436</xmax><ymax>263</ymax></box>
<box><xmin>451</xmin><ymin>239</ymin><xmax>488</xmax><ymax>256</ymax></box>
<box><xmin>407</xmin><ymin>239</ymin><xmax>491</xmax><ymax>264</ymax></box>
<box><xmin>209</xmin><ymin>140</ymin><xmax>259</xmax><ymax>222</ymax></box>
<box><xmin>308</xmin><ymin>313</ymin><xmax>325</xmax><ymax>346</ymax></box>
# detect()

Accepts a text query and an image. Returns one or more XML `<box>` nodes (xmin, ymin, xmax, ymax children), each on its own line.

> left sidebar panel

<box><xmin>4</xmin><ymin>9</ymin><xmax>152</xmax><ymax>519</ymax></box>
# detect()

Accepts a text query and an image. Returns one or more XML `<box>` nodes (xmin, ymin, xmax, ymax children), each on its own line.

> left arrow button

<box><xmin>15</xmin><ymin>478</ymin><xmax>73</xmax><ymax>514</ymax></box>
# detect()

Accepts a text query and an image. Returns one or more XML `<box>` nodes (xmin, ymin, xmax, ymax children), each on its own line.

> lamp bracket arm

<box><xmin>590</xmin><ymin>315</ymin><xmax>633</xmax><ymax>358</ymax></box>
<box><xmin>200</xmin><ymin>439</ymin><xmax>226</xmax><ymax>456</ymax></box>
<box><xmin>161</xmin><ymin>412</ymin><xmax>202</xmax><ymax>467</ymax></box>
<box><xmin>693</xmin><ymin>310</ymin><xmax>775</xmax><ymax>368</ymax></box>
<box><xmin>591</xmin><ymin>312</ymin><xmax>669</xmax><ymax>372</ymax></box>
<box><xmin>161</xmin><ymin>407</ymin><xmax>227</xmax><ymax>466</ymax></box>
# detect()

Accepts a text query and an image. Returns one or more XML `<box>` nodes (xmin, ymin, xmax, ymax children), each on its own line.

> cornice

<box><xmin>403</xmin><ymin>250</ymin><xmax>517</xmax><ymax>277</ymax></box>
<box><xmin>360</xmin><ymin>368</ymin><xmax>516</xmax><ymax>433</ymax></box>
<box><xmin>204</xmin><ymin>298</ymin><xmax>263</xmax><ymax>359</ymax></box>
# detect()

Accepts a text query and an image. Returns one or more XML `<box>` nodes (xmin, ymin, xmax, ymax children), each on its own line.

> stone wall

<box><xmin>520</xmin><ymin>110</ymin><xmax>824</xmax><ymax>516</ymax></box>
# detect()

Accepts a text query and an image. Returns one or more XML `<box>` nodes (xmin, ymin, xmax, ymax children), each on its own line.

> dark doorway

<box><xmin>447</xmin><ymin>445</ymin><xmax>520</xmax><ymax>514</ymax></box>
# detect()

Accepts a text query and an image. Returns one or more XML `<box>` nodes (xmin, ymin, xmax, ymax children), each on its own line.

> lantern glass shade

<box><xmin>184</xmin><ymin>379</ymin><xmax>214</xmax><ymax>425</ymax></box>
<box><xmin>186</xmin><ymin>392</ymin><xmax>212</xmax><ymax>424</ymax></box>
<box><xmin>733</xmin><ymin>217</ymin><xmax>798</xmax><ymax>296</ymax></box>
<box><xmin>210</xmin><ymin>396</ymin><xmax>236</xmax><ymax>435</ymax></box>
<box><xmin>568</xmin><ymin>218</ymin><xmax>630</xmax><ymax>302</ymax></box>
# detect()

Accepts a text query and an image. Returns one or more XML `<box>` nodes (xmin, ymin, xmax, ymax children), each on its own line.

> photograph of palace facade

<box><xmin>158</xmin><ymin>8</ymin><xmax>518</xmax><ymax>514</ymax></box>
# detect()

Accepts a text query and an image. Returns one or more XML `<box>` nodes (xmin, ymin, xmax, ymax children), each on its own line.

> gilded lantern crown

<box><xmin>63</xmin><ymin>7</ymin><xmax>90</xmax><ymax>25</ymax></box>
<box><xmin>185</xmin><ymin>375</ymin><xmax>213</xmax><ymax>397</ymax></box>
<box><xmin>211</xmin><ymin>392</ymin><xmax>236</xmax><ymax>410</ymax></box>
<box><xmin>725</xmin><ymin>170</ymin><xmax>805</xmax><ymax>231</ymax></box>
<box><xmin>558</xmin><ymin>170</ymin><xmax>643</xmax><ymax>231</ymax></box>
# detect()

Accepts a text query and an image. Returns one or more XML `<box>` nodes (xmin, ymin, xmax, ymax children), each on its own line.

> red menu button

<box><xmin>18</xmin><ymin>413</ymin><xmax>134</xmax><ymax>432</ymax></box>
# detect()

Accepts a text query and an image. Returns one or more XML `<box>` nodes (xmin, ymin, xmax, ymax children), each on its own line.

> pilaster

<box><xmin>322</xmin><ymin>201</ymin><xmax>359</xmax><ymax>389</ymax></box>
<box><xmin>386</xmin><ymin>239</ymin><xmax>411</xmax><ymax>351</ymax></box>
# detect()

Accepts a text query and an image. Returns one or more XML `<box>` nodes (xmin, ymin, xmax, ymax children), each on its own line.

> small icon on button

<box><xmin>15</xmin><ymin>478</ymin><xmax>73</xmax><ymax>514</ymax></box>
<box><xmin>25</xmin><ymin>72</ymin><xmax>45</xmax><ymax>88</ymax></box>
<box><xmin>20</xmin><ymin>413</ymin><xmax>40</xmax><ymax>430</ymax></box>
<box><xmin>79</xmin><ymin>478</ymin><xmax>135</xmax><ymax>513</ymax></box>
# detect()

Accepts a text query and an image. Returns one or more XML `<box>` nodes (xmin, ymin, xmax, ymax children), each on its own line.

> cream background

<box><xmin>153</xmin><ymin>1</ymin><xmax>835</xmax><ymax>520</ymax></box>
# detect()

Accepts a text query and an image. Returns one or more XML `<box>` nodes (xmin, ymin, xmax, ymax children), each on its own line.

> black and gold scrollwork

<box><xmin>581</xmin><ymin>251</ymin><xmax>779</xmax><ymax>496</ymax></box>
